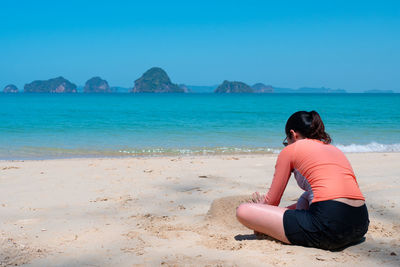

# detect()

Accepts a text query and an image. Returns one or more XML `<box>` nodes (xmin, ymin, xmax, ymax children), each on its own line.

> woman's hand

<box><xmin>251</xmin><ymin>192</ymin><xmax>266</xmax><ymax>204</ymax></box>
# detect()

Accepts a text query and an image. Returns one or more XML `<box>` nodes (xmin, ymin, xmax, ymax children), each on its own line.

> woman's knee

<box><xmin>236</xmin><ymin>203</ymin><xmax>253</xmax><ymax>222</ymax></box>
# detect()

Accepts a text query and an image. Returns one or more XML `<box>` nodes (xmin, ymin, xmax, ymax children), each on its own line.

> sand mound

<box><xmin>0</xmin><ymin>235</ymin><xmax>44</xmax><ymax>267</ymax></box>
<box><xmin>207</xmin><ymin>195</ymin><xmax>251</xmax><ymax>230</ymax></box>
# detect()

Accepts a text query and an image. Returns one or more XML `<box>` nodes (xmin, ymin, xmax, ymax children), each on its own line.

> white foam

<box><xmin>272</xmin><ymin>148</ymin><xmax>282</xmax><ymax>154</ymax></box>
<box><xmin>116</xmin><ymin>142</ymin><xmax>400</xmax><ymax>155</ymax></box>
<box><xmin>335</xmin><ymin>142</ymin><xmax>400</xmax><ymax>153</ymax></box>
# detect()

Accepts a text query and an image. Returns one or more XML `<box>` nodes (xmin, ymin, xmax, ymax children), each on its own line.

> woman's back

<box><xmin>268</xmin><ymin>139</ymin><xmax>365</xmax><ymax>205</ymax></box>
<box><xmin>291</xmin><ymin>139</ymin><xmax>364</xmax><ymax>203</ymax></box>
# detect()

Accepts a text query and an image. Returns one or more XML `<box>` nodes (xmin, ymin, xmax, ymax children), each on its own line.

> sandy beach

<box><xmin>0</xmin><ymin>153</ymin><xmax>399</xmax><ymax>266</ymax></box>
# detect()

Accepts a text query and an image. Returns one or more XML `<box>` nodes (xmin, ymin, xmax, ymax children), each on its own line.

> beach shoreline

<box><xmin>1</xmin><ymin>153</ymin><xmax>399</xmax><ymax>266</ymax></box>
<box><xmin>2</xmin><ymin>150</ymin><xmax>400</xmax><ymax>162</ymax></box>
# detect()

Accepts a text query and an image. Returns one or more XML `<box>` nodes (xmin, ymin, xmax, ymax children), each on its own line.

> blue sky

<box><xmin>1</xmin><ymin>0</ymin><xmax>399</xmax><ymax>92</ymax></box>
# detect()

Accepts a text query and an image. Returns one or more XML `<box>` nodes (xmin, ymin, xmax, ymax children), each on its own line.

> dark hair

<box><xmin>285</xmin><ymin>111</ymin><xmax>331</xmax><ymax>144</ymax></box>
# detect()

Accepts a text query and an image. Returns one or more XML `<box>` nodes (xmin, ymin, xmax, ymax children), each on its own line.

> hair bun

<box><xmin>285</xmin><ymin>110</ymin><xmax>332</xmax><ymax>144</ymax></box>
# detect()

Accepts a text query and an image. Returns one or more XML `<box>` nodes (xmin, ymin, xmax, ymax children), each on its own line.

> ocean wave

<box><xmin>118</xmin><ymin>146</ymin><xmax>276</xmax><ymax>156</ymax></box>
<box><xmin>2</xmin><ymin>142</ymin><xmax>400</xmax><ymax>160</ymax></box>
<box><xmin>335</xmin><ymin>142</ymin><xmax>400</xmax><ymax>153</ymax></box>
<box><xmin>0</xmin><ymin>146</ymin><xmax>277</xmax><ymax>160</ymax></box>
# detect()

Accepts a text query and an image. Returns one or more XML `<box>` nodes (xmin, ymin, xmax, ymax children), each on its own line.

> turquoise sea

<box><xmin>0</xmin><ymin>93</ymin><xmax>399</xmax><ymax>160</ymax></box>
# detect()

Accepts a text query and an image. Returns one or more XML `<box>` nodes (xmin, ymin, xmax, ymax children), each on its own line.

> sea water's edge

<box><xmin>1</xmin><ymin>142</ymin><xmax>400</xmax><ymax>161</ymax></box>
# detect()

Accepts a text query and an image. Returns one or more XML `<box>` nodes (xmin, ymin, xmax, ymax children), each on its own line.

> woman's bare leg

<box><xmin>236</xmin><ymin>203</ymin><xmax>290</xmax><ymax>244</ymax></box>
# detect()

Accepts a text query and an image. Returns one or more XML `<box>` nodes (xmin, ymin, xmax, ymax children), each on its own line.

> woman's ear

<box><xmin>289</xmin><ymin>129</ymin><xmax>296</xmax><ymax>140</ymax></box>
<box><xmin>290</xmin><ymin>130</ymin><xmax>303</xmax><ymax>141</ymax></box>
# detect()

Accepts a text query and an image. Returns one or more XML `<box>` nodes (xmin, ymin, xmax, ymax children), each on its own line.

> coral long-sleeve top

<box><xmin>264</xmin><ymin>139</ymin><xmax>365</xmax><ymax>206</ymax></box>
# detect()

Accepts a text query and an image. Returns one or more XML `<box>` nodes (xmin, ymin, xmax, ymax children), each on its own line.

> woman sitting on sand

<box><xmin>236</xmin><ymin>111</ymin><xmax>369</xmax><ymax>250</ymax></box>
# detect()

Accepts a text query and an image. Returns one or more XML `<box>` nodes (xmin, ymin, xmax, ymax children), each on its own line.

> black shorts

<box><xmin>283</xmin><ymin>200</ymin><xmax>369</xmax><ymax>250</ymax></box>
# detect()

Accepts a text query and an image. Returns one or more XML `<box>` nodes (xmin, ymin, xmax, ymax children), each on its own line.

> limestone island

<box><xmin>84</xmin><ymin>77</ymin><xmax>111</xmax><ymax>93</ymax></box>
<box><xmin>3</xmin><ymin>84</ymin><xmax>19</xmax><ymax>93</ymax></box>
<box><xmin>131</xmin><ymin>67</ymin><xmax>185</xmax><ymax>93</ymax></box>
<box><xmin>24</xmin><ymin>77</ymin><xmax>77</xmax><ymax>93</ymax></box>
<box><xmin>214</xmin><ymin>80</ymin><xmax>254</xmax><ymax>93</ymax></box>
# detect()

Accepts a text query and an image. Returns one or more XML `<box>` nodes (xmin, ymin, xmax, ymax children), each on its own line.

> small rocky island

<box><xmin>24</xmin><ymin>77</ymin><xmax>77</xmax><ymax>93</ymax></box>
<box><xmin>214</xmin><ymin>80</ymin><xmax>254</xmax><ymax>93</ymax></box>
<box><xmin>3</xmin><ymin>84</ymin><xmax>19</xmax><ymax>93</ymax></box>
<box><xmin>84</xmin><ymin>77</ymin><xmax>111</xmax><ymax>93</ymax></box>
<box><xmin>131</xmin><ymin>67</ymin><xmax>185</xmax><ymax>93</ymax></box>
<box><xmin>252</xmin><ymin>83</ymin><xmax>274</xmax><ymax>93</ymax></box>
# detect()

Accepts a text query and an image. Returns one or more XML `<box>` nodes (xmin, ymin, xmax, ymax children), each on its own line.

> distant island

<box><xmin>110</xmin><ymin>86</ymin><xmax>131</xmax><ymax>93</ymax></box>
<box><xmin>213</xmin><ymin>82</ymin><xmax>346</xmax><ymax>94</ymax></box>
<box><xmin>3</xmin><ymin>84</ymin><xmax>18</xmax><ymax>93</ymax></box>
<box><xmin>2</xmin><ymin>67</ymin><xmax>398</xmax><ymax>94</ymax></box>
<box><xmin>364</xmin><ymin>89</ymin><xmax>394</xmax><ymax>94</ymax></box>
<box><xmin>132</xmin><ymin>67</ymin><xmax>186</xmax><ymax>93</ymax></box>
<box><xmin>214</xmin><ymin>80</ymin><xmax>254</xmax><ymax>93</ymax></box>
<box><xmin>77</xmin><ymin>86</ymin><xmax>129</xmax><ymax>93</ymax></box>
<box><xmin>185</xmin><ymin>85</ymin><xmax>217</xmax><ymax>93</ymax></box>
<box><xmin>84</xmin><ymin>77</ymin><xmax>111</xmax><ymax>93</ymax></box>
<box><xmin>24</xmin><ymin>76</ymin><xmax>77</xmax><ymax>93</ymax></box>
<box><xmin>273</xmin><ymin>87</ymin><xmax>346</xmax><ymax>93</ymax></box>
<box><xmin>178</xmin><ymin>84</ymin><xmax>192</xmax><ymax>93</ymax></box>
<box><xmin>252</xmin><ymin>83</ymin><xmax>274</xmax><ymax>93</ymax></box>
